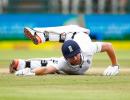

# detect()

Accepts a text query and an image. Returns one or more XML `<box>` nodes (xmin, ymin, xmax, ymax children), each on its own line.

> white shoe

<box><xmin>24</xmin><ymin>27</ymin><xmax>43</xmax><ymax>45</ymax></box>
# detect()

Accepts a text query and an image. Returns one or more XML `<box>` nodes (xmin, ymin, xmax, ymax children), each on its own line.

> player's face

<box><xmin>67</xmin><ymin>53</ymin><xmax>81</xmax><ymax>65</ymax></box>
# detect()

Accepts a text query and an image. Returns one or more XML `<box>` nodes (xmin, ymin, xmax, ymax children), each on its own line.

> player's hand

<box><xmin>15</xmin><ymin>68</ymin><xmax>35</xmax><ymax>76</ymax></box>
<box><xmin>103</xmin><ymin>65</ymin><xmax>119</xmax><ymax>76</ymax></box>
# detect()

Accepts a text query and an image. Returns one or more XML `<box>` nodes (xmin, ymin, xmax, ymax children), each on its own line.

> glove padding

<box><xmin>103</xmin><ymin>65</ymin><xmax>119</xmax><ymax>76</ymax></box>
<box><xmin>15</xmin><ymin>68</ymin><xmax>35</xmax><ymax>76</ymax></box>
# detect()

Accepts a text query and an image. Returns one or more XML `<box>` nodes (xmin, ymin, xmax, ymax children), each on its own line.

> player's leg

<box><xmin>24</xmin><ymin>27</ymin><xmax>46</xmax><ymax>45</ymax></box>
<box><xmin>9</xmin><ymin>57</ymin><xmax>61</xmax><ymax>74</ymax></box>
<box><xmin>24</xmin><ymin>25</ymin><xmax>90</xmax><ymax>45</ymax></box>
<box><xmin>24</xmin><ymin>27</ymin><xmax>67</xmax><ymax>45</ymax></box>
<box><xmin>9</xmin><ymin>58</ymin><xmax>46</xmax><ymax>73</ymax></box>
<box><xmin>12</xmin><ymin>57</ymin><xmax>64</xmax><ymax>75</ymax></box>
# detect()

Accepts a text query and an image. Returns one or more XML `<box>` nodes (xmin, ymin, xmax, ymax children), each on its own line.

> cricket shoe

<box><xmin>9</xmin><ymin>59</ymin><xmax>25</xmax><ymax>73</ymax></box>
<box><xmin>24</xmin><ymin>27</ymin><xmax>43</xmax><ymax>45</ymax></box>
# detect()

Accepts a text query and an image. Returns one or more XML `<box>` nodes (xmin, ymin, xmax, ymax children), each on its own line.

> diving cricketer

<box><xmin>9</xmin><ymin>25</ymin><xmax>119</xmax><ymax>76</ymax></box>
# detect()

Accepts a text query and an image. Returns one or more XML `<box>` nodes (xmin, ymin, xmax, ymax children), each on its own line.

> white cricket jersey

<box><xmin>51</xmin><ymin>33</ymin><xmax>103</xmax><ymax>75</ymax></box>
<box><xmin>21</xmin><ymin>25</ymin><xmax>102</xmax><ymax>75</ymax></box>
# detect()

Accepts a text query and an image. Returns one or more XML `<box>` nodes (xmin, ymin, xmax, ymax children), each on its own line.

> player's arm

<box><xmin>15</xmin><ymin>66</ymin><xmax>58</xmax><ymax>76</ymax></box>
<box><xmin>32</xmin><ymin>66</ymin><xmax>57</xmax><ymax>75</ymax></box>
<box><xmin>101</xmin><ymin>42</ymin><xmax>118</xmax><ymax>66</ymax></box>
<box><xmin>101</xmin><ymin>42</ymin><xmax>119</xmax><ymax>76</ymax></box>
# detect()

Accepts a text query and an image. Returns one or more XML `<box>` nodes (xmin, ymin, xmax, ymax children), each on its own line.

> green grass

<box><xmin>0</xmin><ymin>49</ymin><xmax>62</xmax><ymax>60</ymax></box>
<box><xmin>0</xmin><ymin>74</ymin><xmax>130</xmax><ymax>100</ymax></box>
<box><xmin>0</xmin><ymin>49</ymin><xmax>130</xmax><ymax>100</ymax></box>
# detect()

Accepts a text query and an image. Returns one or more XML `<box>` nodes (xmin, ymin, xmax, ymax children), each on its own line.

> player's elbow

<box><xmin>106</xmin><ymin>43</ymin><xmax>113</xmax><ymax>50</ymax></box>
<box><xmin>101</xmin><ymin>42</ymin><xmax>113</xmax><ymax>52</ymax></box>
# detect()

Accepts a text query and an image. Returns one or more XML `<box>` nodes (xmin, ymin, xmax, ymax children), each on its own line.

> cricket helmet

<box><xmin>62</xmin><ymin>40</ymin><xmax>81</xmax><ymax>59</ymax></box>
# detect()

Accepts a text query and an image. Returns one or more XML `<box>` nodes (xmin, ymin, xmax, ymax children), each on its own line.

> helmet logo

<box><xmin>68</xmin><ymin>46</ymin><xmax>73</xmax><ymax>52</ymax></box>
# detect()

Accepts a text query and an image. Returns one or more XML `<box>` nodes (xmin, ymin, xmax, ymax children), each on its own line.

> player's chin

<box><xmin>70</xmin><ymin>61</ymin><xmax>80</xmax><ymax>66</ymax></box>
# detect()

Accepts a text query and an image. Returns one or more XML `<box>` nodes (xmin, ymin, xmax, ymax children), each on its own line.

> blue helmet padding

<box><xmin>62</xmin><ymin>40</ymin><xmax>81</xmax><ymax>58</ymax></box>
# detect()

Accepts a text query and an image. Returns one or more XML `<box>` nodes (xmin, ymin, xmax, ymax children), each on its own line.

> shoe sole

<box><xmin>24</xmin><ymin>28</ymin><xmax>34</xmax><ymax>40</ymax></box>
<box><xmin>24</xmin><ymin>28</ymin><xmax>38</xmax><ymax>45</ymax></box>
<box><xmin>9</xmin><ymin>59</ymin><xmax>19</xmax><ymax>73</ymax></box>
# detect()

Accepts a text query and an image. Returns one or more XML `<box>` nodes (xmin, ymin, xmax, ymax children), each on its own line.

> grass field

<box><xmin>0</xmin><ymin>47</ymin><xmax>130</xmax><ymax>100</ymax></box>
<box><xmin>0</xmin><ymin>74</ymin><xmax>130</xmax><ymax>100</ymax></box>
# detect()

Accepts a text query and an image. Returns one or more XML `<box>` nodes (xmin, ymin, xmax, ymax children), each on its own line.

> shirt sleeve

<box><xmin>91</xmin><ymin>42</ymin><xmax>103</xmax><ymax>53</ymax></box>
<box><xmin>47</xmin><ymin>57</ymin><xmax>67</xmax><ymax>71</ymax></box>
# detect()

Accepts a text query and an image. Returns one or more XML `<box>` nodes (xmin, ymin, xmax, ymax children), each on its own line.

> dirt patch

<box><xmin>87</xmin><ymin>67</ymin><xmax>130</xmax><ymax>75</ymax></box>
<box><xmin>0</xmin><ymin>68</ymin><xmax>9</xmax><ymax>74</ymax></box>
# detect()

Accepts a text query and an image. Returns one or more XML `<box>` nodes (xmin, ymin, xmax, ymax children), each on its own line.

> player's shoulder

<box><xmin>58</xmin><ymin>57</ymin><xmax>67</xmax><ymax>64</ymax></box>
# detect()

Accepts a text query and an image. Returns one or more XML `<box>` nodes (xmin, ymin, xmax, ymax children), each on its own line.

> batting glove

<box><xmin>103</xmin><ymin>65</ymin><xmax>119</xmax><ymax>76</ymax></box>
<box><xmin>15</xmin><ymin>68</ymin><xmax>35</xmax><ymax>76</ymax></box>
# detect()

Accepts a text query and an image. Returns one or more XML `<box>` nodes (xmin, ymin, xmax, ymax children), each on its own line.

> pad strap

<box><xmin>44</xmin><ymin>31</ymin><xmax>49</xmax><ymax>41</ymax></box>
<box><xmin>25</xmin><ymin>61</ymin><xmax>31</xmax><ymax>68</ymax></box>
<box><xmin>71</xmin><ymin>32</ymin><xmax>77</xmax><ymax>39</ymax></box>
<box><xmin>41</xmin><ymin>60</ymin><xmax>48</xmax><ymax>66</ymax></box>
<box><xmin>59</xmin><ymin>32</ymin><xmax>66</xmax><ymax>42</ymax></box>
